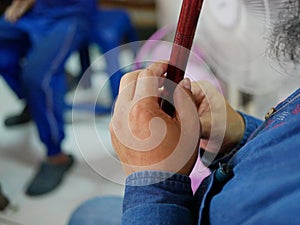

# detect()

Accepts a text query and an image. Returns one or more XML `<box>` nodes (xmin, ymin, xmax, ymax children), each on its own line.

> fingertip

<box><xmin>145</xmin><ymin>61</ymin><xmax>169</xmax><ymax>78</ymax></box>
<box><xmin>179</xmin><ymin>78</ymin><xmax>191</xmax><ymax>90</ymax></box>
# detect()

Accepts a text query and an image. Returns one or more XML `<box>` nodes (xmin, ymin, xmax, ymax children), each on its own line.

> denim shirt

<box><xmin>122</xmin><ymin>88</ymin><xmax>300</xmax><ymax>225</ymax></box>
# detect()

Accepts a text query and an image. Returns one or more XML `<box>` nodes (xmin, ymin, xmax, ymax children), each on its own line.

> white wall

<box><xmin>155</xmin><ymin>0</ymin><xmax>181</xmax><ymax>28</ymax></box>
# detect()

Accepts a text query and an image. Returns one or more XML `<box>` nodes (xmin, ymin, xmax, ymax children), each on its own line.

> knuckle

<box><xmin>120</xmin><ymin>73</ymin><xmax>131</xmax><ymax>84</ymax></box>
<box><xmin>130</xmin><ymin>102</ymin><xmax>153</xmax><ymax>124</ymax></box>
<box><xmin>145</xmin><ymin>68</ymin><xmax>154</xmax><ymax>77</ymax></box>
<box><xmin>130</xmin><ymin>102</ymin><xmax>145</xmax><ymax>118</ymax></box>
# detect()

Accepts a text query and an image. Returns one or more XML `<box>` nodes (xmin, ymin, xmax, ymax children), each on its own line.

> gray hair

<box><xmin>268</xmin><ymin>0</ymin><xmax>300</xmax><ymax>64</ymax></box>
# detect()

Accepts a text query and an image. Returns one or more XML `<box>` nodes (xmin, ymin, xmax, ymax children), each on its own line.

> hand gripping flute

<box><xmin>160</xmin><ymin>0</ymin><xmax>204</xmax><ymax>117</ymax></box>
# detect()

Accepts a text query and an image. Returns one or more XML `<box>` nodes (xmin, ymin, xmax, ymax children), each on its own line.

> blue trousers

<box><xmin>68</xmin><ymin>196</ymin><xmax>123</xmax><ymax>225</ymax></box>
<box><xmin>0</xmin><ymin>15</ymin><xmax>90</xmax><ymax>156</ymax></box>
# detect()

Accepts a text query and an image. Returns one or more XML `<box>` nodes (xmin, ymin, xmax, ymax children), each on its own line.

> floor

<box><xmin>0</xmin><ymin>48</ymin><xmax>133</xmax><ymax>225</ymax></box>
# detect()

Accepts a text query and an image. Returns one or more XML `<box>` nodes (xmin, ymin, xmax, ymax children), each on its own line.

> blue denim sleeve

<box><xmin>237</xmin><ymin>111</ymin><xmax>263</xmax><ymax>148</ymax></box>
<box><xmin>122</xmin><ymin>171</ymin><xmax>196</xmax><ymax>225</ymax></box>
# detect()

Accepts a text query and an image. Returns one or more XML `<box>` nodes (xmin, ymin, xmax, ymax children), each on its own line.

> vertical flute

<box><xmin>160</xmin><ymin>0</ymin><xmax>204</xmax><ymax>117</ymax></box>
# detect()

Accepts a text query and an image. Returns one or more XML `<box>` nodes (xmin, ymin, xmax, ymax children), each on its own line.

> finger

<box><xmin>118</xmin><ymin>70</ymin><xmax>141</xmax><ymax>102</ymax></box>
<box><xmin>173</xmin><ymin>78</ymin><xmax>201</xmax><ymax>163</ymax></box>
<box><xmin>191</xmin><ymin>81</ymin><xmax>208</xmax><ymax>106</ymax></box>
<box><xmin>134</xmin><ymin>62</ymin><xmax>168</xmax><ymax>103</ymax></box>
<box><xmin>174</xmin><ymin>78</ymin><xmax>197</xmax><ymax>122</ymax></box>
<box><xmin>113</xmin><ymin>70</ymin><xmax>141</xmax><ymax>118</ymax></box>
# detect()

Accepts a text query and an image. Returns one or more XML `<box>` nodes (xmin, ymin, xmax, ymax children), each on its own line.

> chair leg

<box><xmin>92</xmin><ymin>10</ymin><xmax>139</xmax><ymax>103</ymax></box>
<box><xmin>101</xmin><ymin>27</ymin><xmax>139</xmax><ymax>100</ymax></box>
<box><xmin>109</xmin><ymin>70</ymin><xmax>123</xmax><ymax>100</ymax></box>
<box><xmin>102</xmin><ymin>46</ymin><xmax>123</xmax><ymax>100</ymax></box>
<box><xmin>79</xmin><ymin>46</ymin><xmax>92</xmax><ymax>89</ymax></box>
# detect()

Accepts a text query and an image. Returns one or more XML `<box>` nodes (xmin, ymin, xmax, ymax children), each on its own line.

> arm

<box><xmin>4</xmin><ymin>0</ymin><xmax>35</xmax><ymax>23</ymax></box>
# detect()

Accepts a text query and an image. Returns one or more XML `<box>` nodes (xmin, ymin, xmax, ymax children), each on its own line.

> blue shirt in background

<box><xmin>32</xmin><ymin>0</ymin><xmax>97</xmax><ymax>19</ymax></box>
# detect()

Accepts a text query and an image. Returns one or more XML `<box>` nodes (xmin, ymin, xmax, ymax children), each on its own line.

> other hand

<box><xmin>192</xmin><ymin>81</ymin><xmax>245</xmax><ymax>155</ymax></box>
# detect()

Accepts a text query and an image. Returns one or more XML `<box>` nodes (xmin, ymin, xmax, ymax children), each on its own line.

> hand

<box><xmin>110</xmin><ymin>62</ymin><xmax>201</xmax><ymax>176</ymax></box>
<box><xmin>191</xmin><ymin>81</ymin><xmax>245</xmax><ymax>154</ymax></box>
<box><xmin>4</xmin><ymin>0</ymin><xmax>35</xmax><ymax>23</ymax></box>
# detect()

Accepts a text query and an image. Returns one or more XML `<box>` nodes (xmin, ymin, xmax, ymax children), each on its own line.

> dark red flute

<box><xmin>160</xmin><ymin>0</ymin><xmax>204</xmax><ymax>117</ymax></box>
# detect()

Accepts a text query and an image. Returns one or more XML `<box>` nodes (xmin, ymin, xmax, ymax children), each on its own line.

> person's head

<box><xmin>268</xmin><ymin>0</ymin><xmax>300</xmax><ymax>64</ymax></box>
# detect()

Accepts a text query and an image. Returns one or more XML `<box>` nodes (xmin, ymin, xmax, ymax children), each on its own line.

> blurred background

<box><xmin>0</xmin><ymin>0</ymin><xmax>299</xmax><ymax>224</ymax></box>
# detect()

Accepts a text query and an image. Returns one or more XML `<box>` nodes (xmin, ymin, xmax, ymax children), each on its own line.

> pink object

<box><xmin>190</xmin><ymin>157</ymin><xmax>211</xmax><ymax>193</ymax></box>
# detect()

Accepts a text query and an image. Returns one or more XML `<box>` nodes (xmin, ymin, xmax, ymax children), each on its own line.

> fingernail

<box><xmin>181</xmin><ymin>78</ymin><xmax>191</xmax><ymax>90</ymax></box>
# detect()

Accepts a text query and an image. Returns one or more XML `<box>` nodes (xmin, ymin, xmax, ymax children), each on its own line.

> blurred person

<box><xmin>108</xmin><ymin>1</ymin><xmax>300</xmax><ymax>224</ymax></box>
<box><xmin>0</xmin><ymin>0</ymin><xmax>97</xmax><ymax>196</ymax></box>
